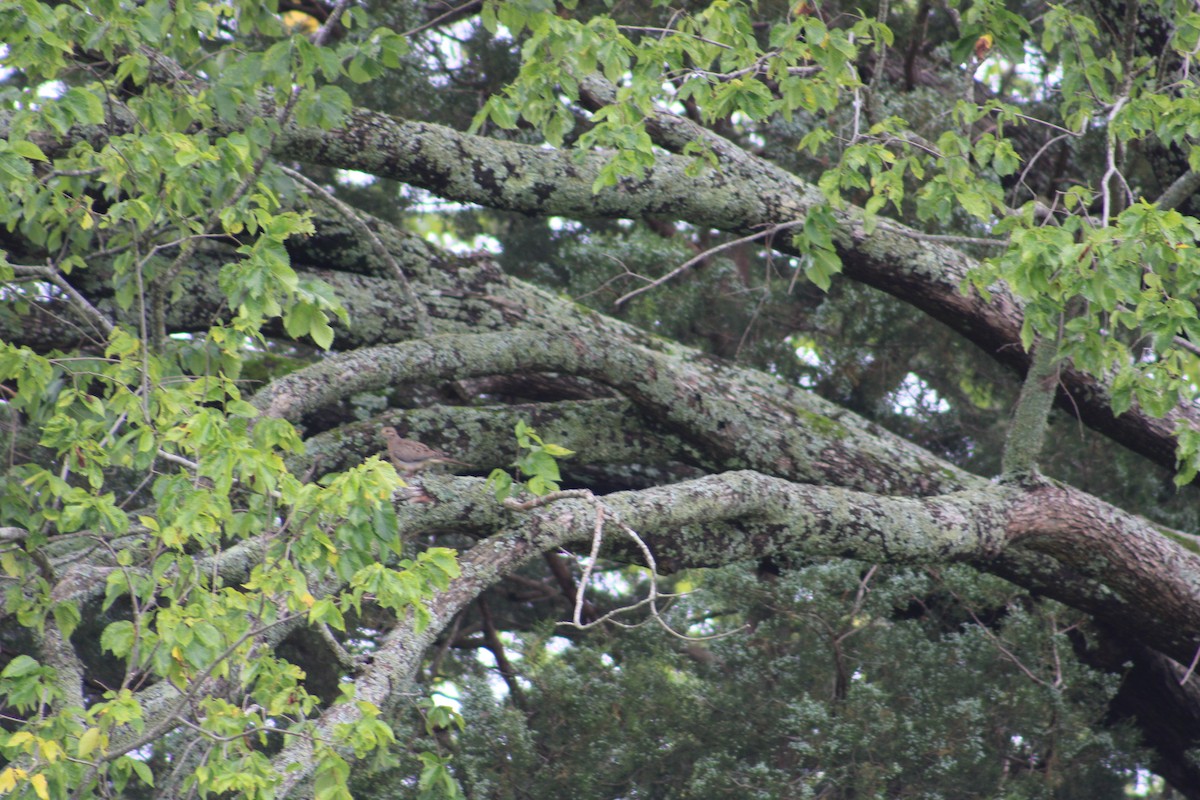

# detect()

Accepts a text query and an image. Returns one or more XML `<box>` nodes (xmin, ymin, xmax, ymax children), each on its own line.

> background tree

<box><xmin>3</xmin><ymin>0</ymin><xmax>1200</xmax><ymax>798</ymax></box>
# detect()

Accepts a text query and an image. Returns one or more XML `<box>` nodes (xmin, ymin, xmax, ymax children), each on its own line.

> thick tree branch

<box><xmin>252</xmin><ymin>330</ymin><xmax>982</xmax><ymax>496</ymax></box>
<box><xmin>266</xmin><ymin>469</ymin><xmax>1200</xmax><ymax>794</ymax></box>
<box><xmin>4</xmin><ymin>101</ymin><xmax>1191</xmax><ymax>476</ymax></box>
<box><xmin>298</xmin><ymin>399</ymin><xmax>688</xmax><ymax>481</ymax></box>
<box><xmin>1001</xmin><ymin>336</ymin><xmax>1061</xmax><ymax>476</ymax></box>
<box><xmin>269</xmin><ymin>107</ymin><xmax>1198</xmax><ymax>478</ymax></box>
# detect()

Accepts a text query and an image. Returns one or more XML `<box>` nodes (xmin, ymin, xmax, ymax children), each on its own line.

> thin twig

<box><xmin>1100</xmin><ymin>96</ymin><xmax>1131</xmax><ymax>224</ymax></box>
<box><xmin>1011</xmin><ymin>132</ymin><xmax>1074</xmax><ymax>209</ymax></box>
<box><xmin>1181</xmin><ymin>643</ymin><xmax>1200</xmax><ymax>685</ymax></box>
<box><xmin>505</xmin><ymin>491</ymin><xmax>743</xmax><ymax>641</ymax></box>
<box><xmin>865</xmin><ymin>0</ymin><xmax>890</xmax><ymax>126</ymax></box>
<box><xmin>614</xmin><ymin>221</ymin><xmax>804</xmax><ymax>307</ymax></box>
<box><xmin>1010</xmin><ymin>113</ymin><xmax>1084</xmax><ymax>138</ymax></box>
<box><xmin>872</xmin><ymin>222</ymin><xmax>1008</xmax><ymax>248</ymax></box>
<box><xmin>616</xmin><ymin>26</ymin><xmax>733</xmax><ymax>49</ymax></box>
<box><xmin>962</xmin><ymin>601</ymin><xmax>1052</xmax><ymax>688</ymax></box>
<box><xmin>398</xmin><ymin>0</ymin><xmax>483</xmax><ymax>39</ymax></box>
<box><xmin>15</xmin><ymin>264</ymin><xmax>114</xmax><ymax>338</ymax></box>
<box><xmin>280</xmin><ymin>165</ymin><xmax>432</xmax><ymax>337</ymax></box>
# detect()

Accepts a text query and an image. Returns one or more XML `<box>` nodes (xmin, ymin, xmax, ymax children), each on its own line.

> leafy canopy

<box><xmin>0</xmin><ymin>0</ymin><xmax>1199</xmax><ymax>797</ymax></box>
<box><xmin>0</xmin><ymin>2</ymin><xmax>452</xmax><ymax>797</ymax></box>
<box><xmin>475</xmin><ymin>0</ymin><xmax>1200</xmax><ymax>479</ymax></box>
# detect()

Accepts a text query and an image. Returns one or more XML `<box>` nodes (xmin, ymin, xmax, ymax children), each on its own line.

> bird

<box><xmin>380</xmin><ymin>427</ymin><xmax>472</xmax><ymax>476</ymax></box>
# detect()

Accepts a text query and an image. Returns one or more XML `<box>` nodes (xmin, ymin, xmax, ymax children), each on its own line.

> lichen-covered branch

<box><xmin>271</xmin><ymin>108</ymin><xmax>1198</xmax><ymax>477</ymax></box>
<box><xmin>253</xmin><ymin>329</ymin><xmax>980</xmax><ymax>496</ymax></box>
<box><xmin>267</xmin><ymin>468</ymin><xmax>1200</xmax><ymax>794</ymax></box>
<box><xmin>1001</xmin><ymin>336</ymin><xmax>1061</xmax><ymax>476</ymax></box>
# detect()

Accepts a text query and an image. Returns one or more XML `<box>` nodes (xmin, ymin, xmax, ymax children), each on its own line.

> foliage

<box><xmin>453</xmin><ymin>564</ymin><xmax>1143</xmax><ymax>800</ymax></box>
<box><xmin>1</xmin><ymin>0</ymin><xmax>1199</xmax><ymax>797</ymax></box>
<box><xmin>486</xmin><ymin>422</ymin><xmax>576</xmax><ymax>500</ymax></box>
<box><xmin>478</xmin><ymin>0</ymin><xmax>1200</xmax><ymax>479</ymax></box>
<box><xmin>0</xmin><ymin>2</ymin><xmax>443</xmax><ymax>797</ymax></box>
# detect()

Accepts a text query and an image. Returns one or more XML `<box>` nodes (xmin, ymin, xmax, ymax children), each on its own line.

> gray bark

<box><xmin>8</xmin><ymin>96</ymin><xmax>1200</xmax><ymax>794</ymax></box>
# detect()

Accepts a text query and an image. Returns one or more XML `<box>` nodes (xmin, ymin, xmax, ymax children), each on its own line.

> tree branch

<box><xmin>269</xmin><ymin>106</ymin><xmax>1200</xmax><ymax>480</ymax></box>
<box><xmin>251</xmin><ymin>330</ymin><xmax>982</xmax><ymax>497</ymax></box>
<box><xmin>1001</xmin><ymin>336</ymin><xmax>1061</xmax><ymax>477</ymax></box>
<box><xmin>263</xmin><ymin>468</ymin><xmax>1200</xmax><ymax>794</ymax></box>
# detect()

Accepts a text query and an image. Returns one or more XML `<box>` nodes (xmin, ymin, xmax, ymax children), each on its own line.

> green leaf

<box><xmin>226</xmin><ymin>399</ymin><xmax>260</xmax><ymax>418</ymax></box>
<box><xmin>53</xmin><ymin>601</ymin><xmax>81</xmax><ymax>639</ymax></box>
<box><xmin>1</xmin><ymin>655</ymin><xmax>40</xmax><ymax>679</ymax></box>
<box><xmin>62</xmin><ymin>87</ymin><xmax>105</xmax><ymax>125</ymax></box>
<box><xmin>804</xmin><ymin>247</ymin><xmax>842</xmax><ymax>292</ymax></box>
<box><xmin>421</xmin><ymin>548</ymin><xmax>460</xmax><ymax>580</ymax></box>
<box><xmin>487</xmin><ymin>469</ymin><xmax>514</xmax><ymax>501</ymax></box>
<box><xmin>10</xmin><ymin>141</ymin><xmax>48</xmax><ymax>162</ymax></box>
<box><xmin>0</xmin><ymin>152</ymin><xmax>33</xmax><ymax>184</ymax></box>
<box><xmin>127</xmin><ymin>757</ymin><xmax>155</xmax><ymax>787</ymax></box>
<box><xmin>309</xmin><ymin>317</ymin><xmax>335</xmax><ymax>350</ymax></box>
<box><xmin>101</xmin><ymin>621</ymin><xmax>136</xmax><ymax>657</ymax></box>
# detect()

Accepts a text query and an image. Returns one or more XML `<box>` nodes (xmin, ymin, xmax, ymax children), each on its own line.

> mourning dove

<box><xmin>381</xmin><ymin>427</ymin><xmax>472</xmax><ymax>475</ymax></box>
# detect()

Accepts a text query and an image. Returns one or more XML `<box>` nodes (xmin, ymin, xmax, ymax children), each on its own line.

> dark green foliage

<box><xmin>445</xmin><ymin>565</ymin><xmax>1144</xmax><ymax>800</ymax></box>
<box><xmin>4</xmin><ymin>0</ymin><xmax>1199</xmax><ymax>795</ymax></box>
